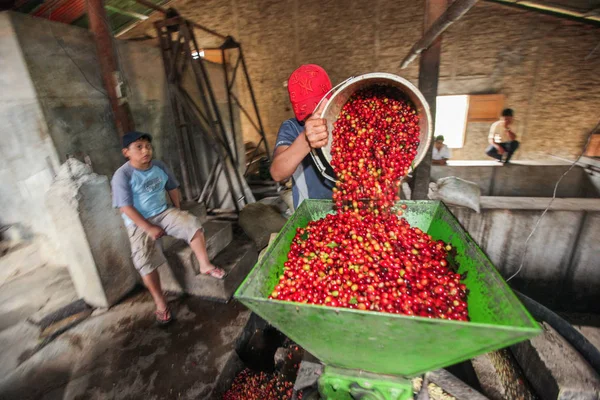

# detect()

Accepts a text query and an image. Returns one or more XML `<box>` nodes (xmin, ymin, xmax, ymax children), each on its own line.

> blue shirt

<box><xmin>111</xmin><ymin>160</ymin><xmax>180</xmax><ymax>226</ymax></box>
<box><xmin>275</xmin><ymin>118</ymin><xmax>334</xmax><ymax>208</ymax></box>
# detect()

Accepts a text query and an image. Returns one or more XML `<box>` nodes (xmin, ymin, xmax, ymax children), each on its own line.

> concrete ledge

<box><xmin>187</xmin><ymin>239</ymin><xmax>258</xmax><ymax>302</ymax></box>
<box><xmin>162</xmin><ymin>220</ymin><xmax>233</xmax><ymax>270</ymax></box>
<box><xmin>512</xmin><ymin>322</ymin><xmax>600</xmax><ymax>400</ymax></box>
<box><xmin>181</xmin><ymin>201</ymin><xmax>208</xmax><ymax>223</ymax></box>
<box><xmin>478</xmin><ymin>197</ymin><xmax>600</xmax><ymax>211</ymax></box>
<box><xmin>160</xmin><ymin>237</ymin><xmax>257</xmax><ymax>302</ymax></box>
<box><xmin>431</xmin><ymin>163</ymin><xmax>598</xmax><ymax>198</ymax></box>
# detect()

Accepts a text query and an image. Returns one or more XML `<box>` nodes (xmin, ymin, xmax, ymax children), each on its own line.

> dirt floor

<box><xmin>0</xmin><ymin>289</ymin><xmax>251</xmax><ymax>400</ymax></box>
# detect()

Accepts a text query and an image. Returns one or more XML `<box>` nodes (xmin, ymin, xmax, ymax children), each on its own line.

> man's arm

<box><xmin>120</xmin><ymin>206</ymin><xmax>165</xmax><ymax>239</ymax></box>
<box><xmin>489</xmin><ymin>122</ymin><xmax>505</xmax><ymax>154</ymax></box>
<box><xmin>168</xmin><ymin>188</ymin><xmax>181</xmax><ymax>208</ymax></box>
<box><xmin>270</xmin><ymin>136</ymin><xmax>311</xmax><ymax>181</ymax></box>
<box><xmin>506</xmin><ymin>123</ymin><xmax>517</xmax><ymax>141</ymax></box>
<box><xmin>270</xmin><ymin>102</ymin><xmax>329</xmax><ymax>182</ymax></box>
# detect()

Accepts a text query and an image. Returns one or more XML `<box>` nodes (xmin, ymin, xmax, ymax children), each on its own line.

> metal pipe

<box><xmin>221</xmin><ymin>48</ymin><xmax>240</xmax><ymax>166</ymax></box>
<box><xmin>484</xmin><ymin>0</ymin><xmax>600</xmax><ymax>25</ymax></box>
<box><xmin>179</xmin><ymin>22</ymin><xmax>242</xmax><ymax>212</ymax></box>
<box><xmin>86</xmin><ymin>0</ymin><xmax>135</xmax><ymax>137</ymax></box>
<box><xmin>400</xmin><ymin>0</ymin><xmax>478</xmax><ymax>69</ymax></box>
<box><xmin>178</xmin><ymin>89</ymin><xmax>240</xmax><ymax>211</ymax></box>
<box><xmin>244</xmin><ymin>137</ymin><xmax>264</xmax><ymax>176</ymax></box>
<box><xmin>176</xmin><ymin>96</ymin><xmax>202</xmax><ymax>198</ymax></box>
<box><xmin>199</xmin><ymin>162</ymin><xmax>219</xmax><ymax>204</ymax></box>
<box><xmin>186</xmin><ymin>22</ymin><xmax>248</xmax><ymax>205</ymax></box>
<box><xmin>188</xmin><ymin>26</ymin><xmax>238</xmax><ymax>163</ymax></box>
<box><xmin>178</xmin><ymin>87</ymin><xmax>210</xmax><ymax>126</ymax></box>
<box><xmin>205</xmin><ymin>164</ymin><xmax>224</xmax><ymax>207</ymax></box>
<box><xmin>227</xmin><ymin>50</ymin><xmax>242</xmax><ymax>91</ymax></box>
<box><xmin>156</xmin><ymin>29</ymin><xmax>193</xmax><ymax>200</ymax></box>
<box><xmin>104</xmin><ymin>5</ymin><xmax>149</xmax><ymax>20</ymax></box>
<box><xmin>230</xmin><ymin>93</ymin><xmax>261</xmax><ymax>134</ymax></box>
<box><xmin>133</xmin><ymin>0</ymin><xmax>166</xmax><ymax>14</ymax></box>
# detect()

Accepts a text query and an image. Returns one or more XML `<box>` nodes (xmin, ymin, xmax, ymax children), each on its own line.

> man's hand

<box><xmin>147</xmin><ymin>225</ymin><xmax>165</xmax><ymax>240</ymax></box>
<box><xmin>495</xmin><ymin>144</ymin><xmax>506</xmax><ymax>155</ymax></box>
<box><xmin>304</xmin><ymin>101</ymin><xmax>328</xmax><ymax>149</ymax></box>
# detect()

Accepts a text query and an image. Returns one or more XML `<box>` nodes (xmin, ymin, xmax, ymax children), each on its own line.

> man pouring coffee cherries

<box><xmin>270</xmin><ymin>64</ymin><xmax>334</xmax><ymax>209</ymax></box>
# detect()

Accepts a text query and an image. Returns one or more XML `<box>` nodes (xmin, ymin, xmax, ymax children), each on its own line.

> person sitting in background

<box><xmin>486</xmin><ymin>108</ymin><xmax>520</xmax><ymax>164</ymax></box>
<box><xmin>270</xmin><ymin>64</ymin><xmax>334</xmax><ymax>209</ymax></box>
<box><xmin>432</xmin><ymin>135</ymin><xmax>451</xmax><ymax>165</ymax></box>
<box><xmin>111</xmin><ymin>132</ymin><xmax>226</xmax><ymax>325</ymax></box>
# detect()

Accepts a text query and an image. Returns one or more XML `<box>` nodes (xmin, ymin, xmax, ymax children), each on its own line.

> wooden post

<box><xmin>412</xmin><ymin>0</ymin><xmax>449</xmax><ymax>200</ymax></box>
<box><xmin>87</xmin><ymin>0</ymin><xmax>134</xmax><ymax>137</ymax></box>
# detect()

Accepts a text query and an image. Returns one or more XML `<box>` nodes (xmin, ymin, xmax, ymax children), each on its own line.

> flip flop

<box><xmin>204</xmin><ymin>267</ymin><xmax>227</xmax><ymax>280</ymax></box>
<box><xmin>155</xmin><ymin>306</ymin><xmax>173</xmax><ymax>326</ymax></box>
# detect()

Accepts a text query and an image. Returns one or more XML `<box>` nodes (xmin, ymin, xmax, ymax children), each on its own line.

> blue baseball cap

<box><xmin>122</xmin><ymin>131</ymin><xmax>152</xmax><ymax>148</ymax></box>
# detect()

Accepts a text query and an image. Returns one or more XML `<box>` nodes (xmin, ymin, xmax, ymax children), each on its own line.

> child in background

<box><xmin>112</xmin><ymin>131</ymin><xmax>226</xmax><ymax>325</ymax></box>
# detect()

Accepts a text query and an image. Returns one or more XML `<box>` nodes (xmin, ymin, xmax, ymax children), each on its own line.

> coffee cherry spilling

<box><xmin>270</xmin><ymin>86</ymin><xmax>469</xmax><ymax>321</ymax></box>
<box><xmin>222</xmin><ymin>369</ymin><xmax>299</xmax><ymax>400</ymax></box>
<box><xmin>331</xmin><ymin>86</ymin><xmax>420</xmax><ymax>212</ymax></box>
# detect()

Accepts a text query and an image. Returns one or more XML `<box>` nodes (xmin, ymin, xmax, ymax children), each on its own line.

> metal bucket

<box><xmin>310</xmin><ymin>73</ymin><xmax>433</xmax><ymax>182</ymax></box>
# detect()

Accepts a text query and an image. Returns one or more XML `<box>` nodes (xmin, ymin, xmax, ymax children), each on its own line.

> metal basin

<box><xmin>311</xmin><ymin>73</ymin><xmax>433</xmax><ymax>182</ymax></box>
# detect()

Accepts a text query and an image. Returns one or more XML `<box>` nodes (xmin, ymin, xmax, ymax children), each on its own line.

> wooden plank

<box><xmin>584</xmin><ymin>134</ymin><xmax>600</xmax><ymax>157</ymax></box>
<box><xmin>467</xmin><ymin>94</ymin><xmax>505</xmax><ymax>122</ymax></box>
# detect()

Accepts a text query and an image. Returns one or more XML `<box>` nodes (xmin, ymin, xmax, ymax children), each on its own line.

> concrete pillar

<box><xmin>46</xmin><ymin>159</ymin><xmax>137</xmax><ymax>308</ymax></box>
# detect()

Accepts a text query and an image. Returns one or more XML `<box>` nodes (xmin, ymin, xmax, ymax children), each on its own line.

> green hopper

<box><xmin>235</xmin><ymin>200</ymin><xmax>540</xmax><ymax>397</ymax></box>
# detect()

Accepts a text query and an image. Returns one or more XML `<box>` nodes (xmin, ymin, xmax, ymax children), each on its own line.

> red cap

<box><xmin>287</xmin><ymin>64</ymin><xmax>332</xmax><ymax>121</ymax></box>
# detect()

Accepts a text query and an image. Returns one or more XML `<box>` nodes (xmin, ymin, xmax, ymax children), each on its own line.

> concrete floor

<box><xmin>0</xmin><ymin>265</ymin><xmax>78</xmax><ymax>332</ymax></box>
<box><xmin>0</xmin><ymin>289</ymin><xmax>251</xmax><ymax>400</ymax></box>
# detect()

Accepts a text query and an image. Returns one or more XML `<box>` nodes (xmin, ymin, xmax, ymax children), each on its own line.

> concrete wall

<box><xmin>0</xmin><ymin>12</ymin><xmax>172</xmax><ymax>262</ymax></box>
<box><xmin>120</xmin><ymin>1</ymin><xmax>600</xmax><ymax>161</ymax></box>
<box><xmin>9</xmin><ymin>12</ymin><xmax>175</xmax><ymax>179</ymax></box>
<box><xmin>449</xmin><ymin>205</ymin><xmax>600</xmax><ymax>313</ymax></box>
<box><xmin>431</xmin><ymin>164</ymin><xmax>600</xmax><ymax>197</ymax></box>
<box><xmin>0</xmin><ymin>13</ymin><xmax>61</xmax><ymax>251</ymax></box>
<box><xmin>1</xmin><ymin>11</ymin><xmax>247</xmax><ymax>256</ymax></box>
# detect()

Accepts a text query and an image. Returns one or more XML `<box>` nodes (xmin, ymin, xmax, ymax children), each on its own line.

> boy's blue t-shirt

<box><xmin>275</xmin><ymin>118</ymin><xmax>334</xmax><ymax>208</ymax></box>
<box><xmin>111</xmin><ymin>160</ymin><xmax>179</xmax><ymax>226</ymax></box>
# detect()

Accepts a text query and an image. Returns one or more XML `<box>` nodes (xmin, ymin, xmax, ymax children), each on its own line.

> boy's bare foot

<box><xmin>201</xmin><ymin>265</ymin><xmax>227</xmax><ymax>279</ymax></box>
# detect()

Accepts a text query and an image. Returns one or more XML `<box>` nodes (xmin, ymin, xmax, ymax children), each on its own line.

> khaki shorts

<box><xmin>127</xmin><ymin>208</ymin><xmax>204</xmax><ymax>276</ymax></box>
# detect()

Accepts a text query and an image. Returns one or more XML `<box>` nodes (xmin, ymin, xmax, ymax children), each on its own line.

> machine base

<box><xmin>318</xmin><ymin>366</ymin><xmax>413</xmax><ymax>400</ymax></box>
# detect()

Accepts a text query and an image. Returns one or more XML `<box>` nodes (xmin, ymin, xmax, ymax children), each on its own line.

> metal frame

<box><xmin>154</xmin><ymin>16</ymin><xmax>256</xmax><ymax>212</ymax></box>
<box><xmin>204</xmin><ymin>39</ymin><xmax>272</xmax><ymax>176</ymax></box>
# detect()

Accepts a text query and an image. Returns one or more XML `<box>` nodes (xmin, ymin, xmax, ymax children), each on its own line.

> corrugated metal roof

<box><xmin>4</xmin><ymin>0</ymin><xmax>168</xmax><ymax>33</ymax></box>
<box><xmin>31</xmin><ymin>0</ymin><xmax>85</xmax><ymax>24</ymax></box>
<box><xmin>3</xmin><ymin>0</ymin><xmax>599</xmax><ymax>34</ymax></box>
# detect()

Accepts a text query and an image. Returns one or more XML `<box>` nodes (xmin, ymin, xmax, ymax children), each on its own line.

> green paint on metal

<box><xmin>235</xmin><ymin>200</ymin><xmax>541</xmax><ymax>377</ymax></box>
<box><xmin>319</xmin><ymin>366</ymin><xmax>413</xmax><ymax>400</ymax></box>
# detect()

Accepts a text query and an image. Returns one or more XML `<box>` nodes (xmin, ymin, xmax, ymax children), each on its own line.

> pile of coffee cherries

<box><xmin>270</xmin><ymin>86</ymin><xmax>469</xmax><ymax>321</ymax></box>
<box><xmin>222</xmin><ymin>369</ymin><xmax>298</xmax><ymax>400</ymax></box>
